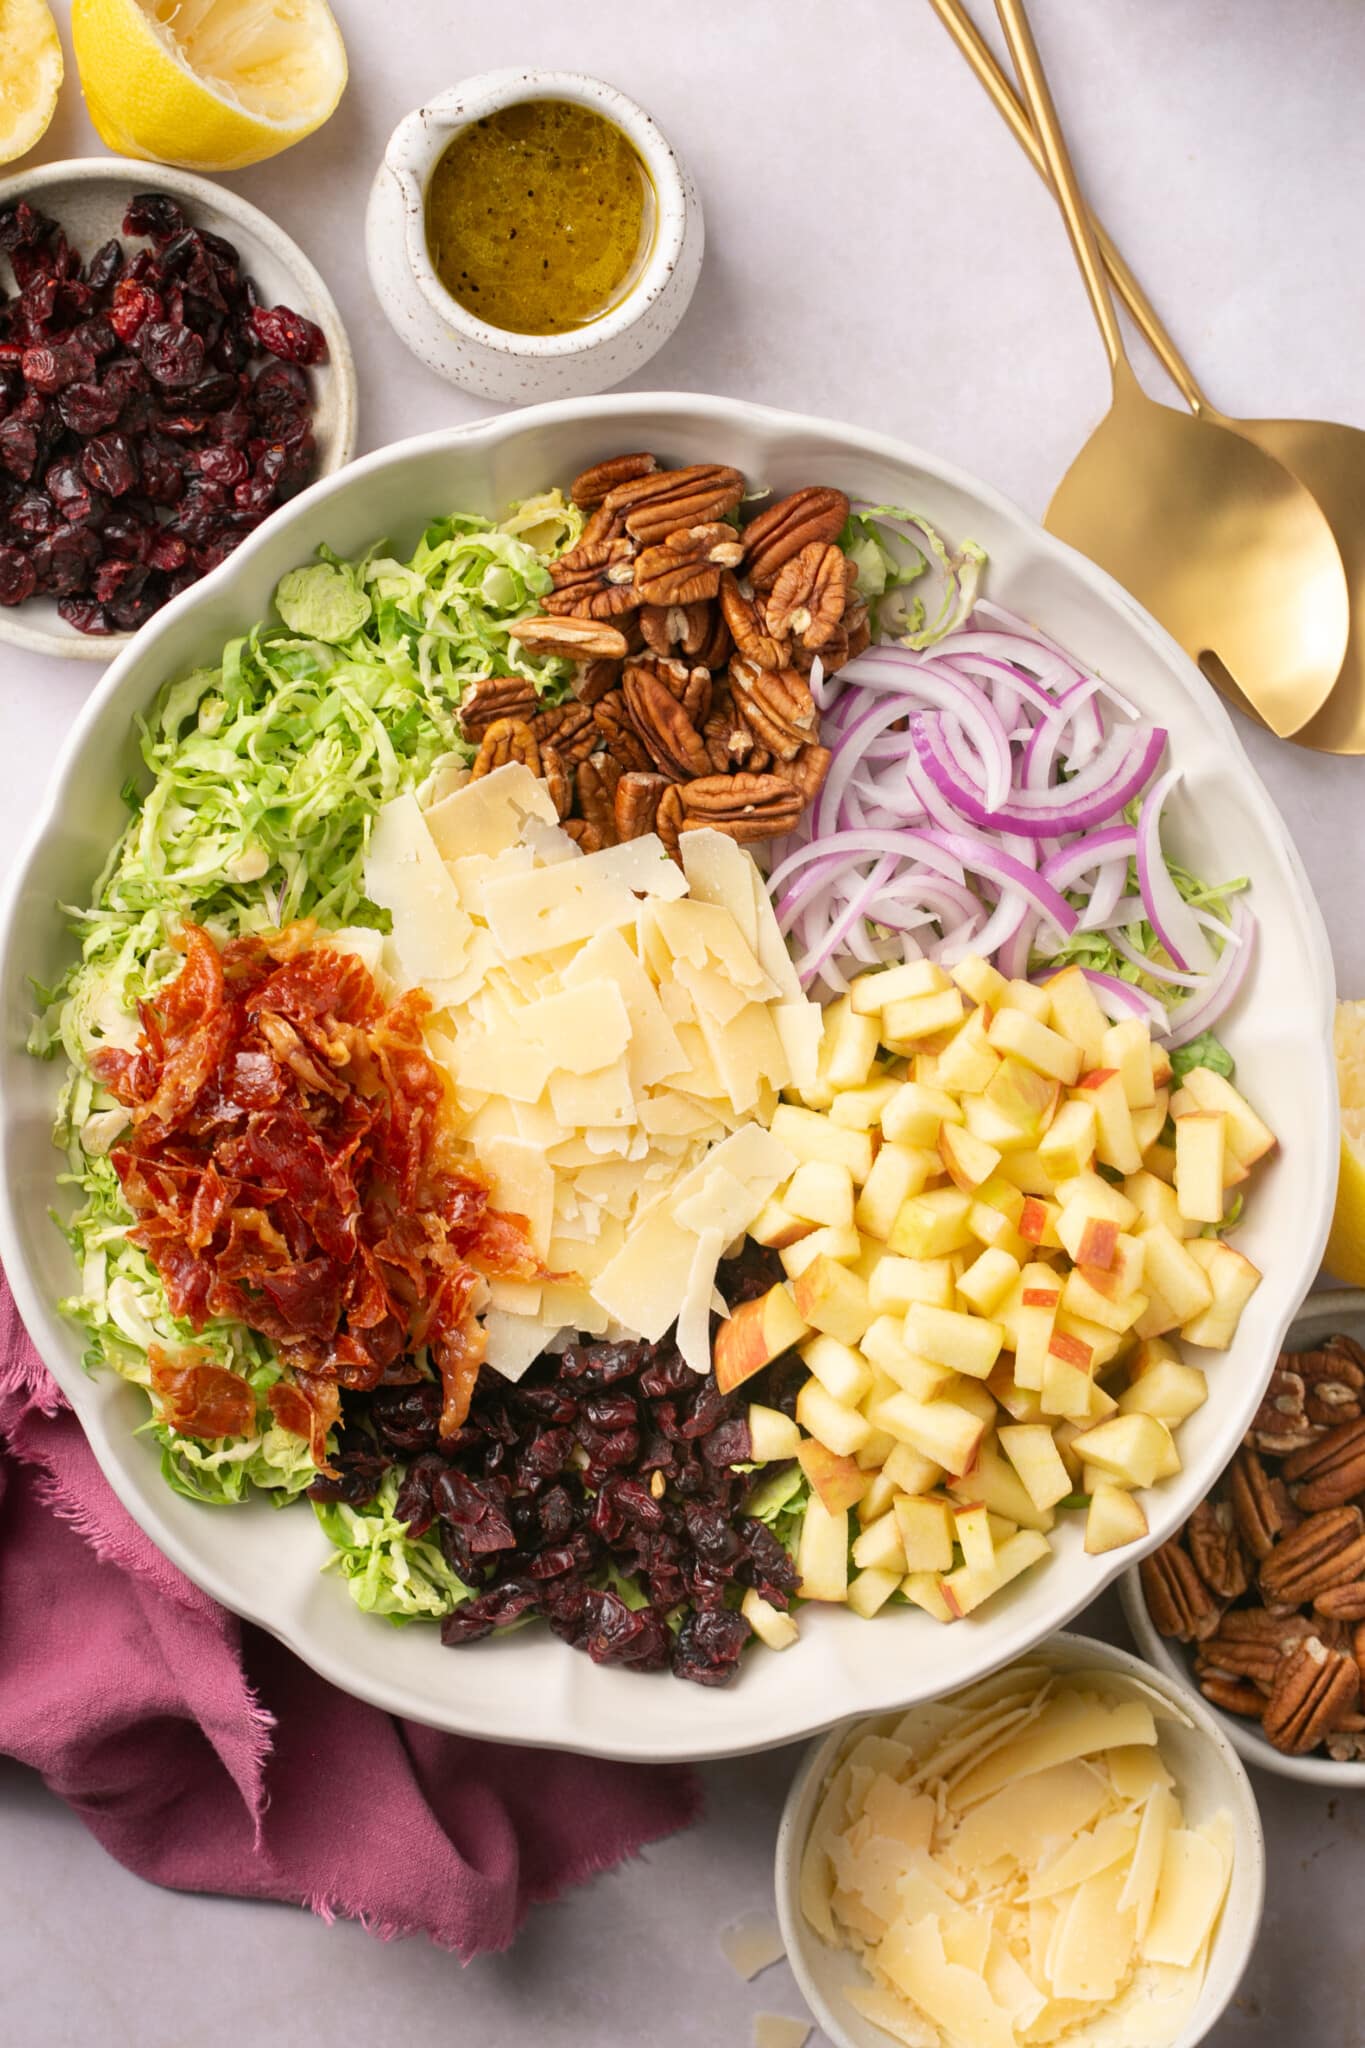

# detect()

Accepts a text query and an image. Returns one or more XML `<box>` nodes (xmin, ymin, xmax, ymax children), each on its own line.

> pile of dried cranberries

<box><xmin>0</xmin><ymin>192</ymin><xmax>327</xmax><ymax>634</ymax></box>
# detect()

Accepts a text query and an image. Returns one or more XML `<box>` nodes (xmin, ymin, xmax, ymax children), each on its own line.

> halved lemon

<box><xmin>71</xmin><ymin>0</ymin><xmax>346</xmax><ymax>171</ymax></box>
<box><xmin>1325</xmin><ymin>997</ymin><xmax>1365</xmax><ymax>1286</ymax></box>
<box><xmin>0</xmin><ymin>0</ymin><xmax>63</xmax><ymax>164</ymax></box>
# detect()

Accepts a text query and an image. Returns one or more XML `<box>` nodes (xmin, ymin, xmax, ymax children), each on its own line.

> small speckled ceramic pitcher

<box><xmin>366</xmin><ymin>69</ymin><xmax>704</xmax><ymax>403</ymax></box>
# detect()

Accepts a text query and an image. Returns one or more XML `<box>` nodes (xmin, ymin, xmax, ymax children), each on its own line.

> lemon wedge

<box><xmin>1325</xmin><ymin>998</ymin><xmax>1365</xmax><ymax>1286</ymax></box>
<box><xmin>0</xmin><ymin>0</ymin><xmax>63</xmax><ymax>164</ymax></box>
<box><xmin>71</xmin><ymin>0</ymin><xmax>346</xmax><ymax>171</ymax></box>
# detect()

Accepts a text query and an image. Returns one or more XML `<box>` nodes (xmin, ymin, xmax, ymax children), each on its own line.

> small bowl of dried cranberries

<box><xmin>0</xmin><ymin>157</ymin><xmax>356</xmax><ymax>660</ymax></box>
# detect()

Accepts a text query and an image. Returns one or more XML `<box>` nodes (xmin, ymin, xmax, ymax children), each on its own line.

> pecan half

<box><xmin>622</xmin><ymin>667</ymin><xmax>710</xmax><ymax>781</ymax></box>
<box><xmin>1326</xmin><ymin>1728</ymin><xmax>1365</xmax><ymax>1762</ymax></box>
<box><xmin>764</xmin><ymin>541</ymin><xmax>849</xmax><ymax>652</ymax></box>
<box><xmin>1228</xmin><ymin>1445</ymin><xmax>1284</xmax><ymax>1559</ymax></box>
<box><xmin>529</xmin><ymin>702</ymin><xmax>599</xmax><ymax>767</ymax></box>
<box><xmin>570</xmin><ymin>452</ymin><xmax>657</xmax><ymax>508</ymax></box>
<box><xmin>678</xmin><ymin>772</ymin><xmax>803</xmax><ymax>845</ymax></box>
<box><xmin>1196</xmin><ymin>1608</ymin><xmax>1313</xmax><ymax>1690</ymax></box>
<box><xmin>718</xmin><ymin>569</ymin><xmax>789</xmax><ymax>671</ymax></box>
<box><xmin>634</xmin><ymin>523</ymin><xmax>746</xmax><ymax>606</ymax></box>
<box><xmin>545</xmin><ymin>537</ymin><xmax>641</xmax><ymax>620</ymax></box>
<box><xmin>614</xmin><ymin>771</ymin><xmax>669</xmax><ymax>843</ymax></box>
<box><xmin>471</xmin><ymin>717</ymin><xmax>539</xmax><ymax>779</ymax></box>
<box><xmin>1314</xmin><ymin>1581</ymin><xmax>1365</xmax><ymax>1622</ymax></box>
<box><xmin>1140</xmin><ymin>1538</ymin><xmax>1222</xmax><ymax>1642</ymax></box>
<box><xmin>1262</xmin><ymin>1636</ymin><xmax>1361</xmax><ymax>1754</ymax></box>
<box><xmin>509</xmin><ymin>615</ymin><xmax>630</xmax><ymax>661</ymax></box>
<box><xmin>1298</xmin><ymin>1344</ymin><xmax>1365</xmax><ymax>1429</ymax></box>
<box><xmin>572</xmin><ymin>657</ymin><xmax>623</xmax><ymax>706</ymax></box>
<box><xmin>592</xmin><ymin>696</ymin><xmax>652</xmax><ymax>773</ymax></box>
<box><xmin>741</xmin><ymin>486</ymin><xmax>851</xmax><ymax>590</ymax></box>
<box><xmin>1259</xmin><ymin>1505</ymin><xmax>1365</xmax><ymax>1608</ymax></box>
<box><xmin>639</xmin><ymin>599</ymin><xmax>718</xmax><ymax>662</ymax></box>
<box><xmin>1248</xmin><ymin>1366</ymin><xmax>1321</xmax><ymax>1456</ymax></box>
<box><xmin>540</xmin><ymin>742</ymin><xmax>572</xmax><ymax>819</ymax></box>
<box><xmin>1284</xmin><ymin>1418</ymin><xmax>1365</xmax><ymax>1511</ymax></box>
<box><xmin>1198</xmin><ymin>1674</ymin><xmax>1267</xmax><ymax>1719</ymax></box>
<box><xmin>575</xmin><ymin>754</ymin><xmax>621</xmax><ymax>844</ymax></box>
<box><xmin>601</xmin><ymin>464</ymin><xmax>745</xmax><ymax>544</ymax></box>
<box><xmin>562</xmin><ymin>817</ymin><xmax>605</xmax><ymax>854</ymax></box>
<box><xmin>655</xmin><ymin>783</ymin><xmax>684</xmax><ymax>860</ymax></box>
<box><xmin>729</xmin><ymin>656</ymin><xmax>819</xmax><ymax>762</ymax></box>
<box><xmin>773</xmin><ymin>742</ymin><xmax>832</xmax><ymax>806</ymax></box>
<box><xmin>702</xmin><ymin>686</ymin><xmax>761</xmax><ymax>775</ymax></box>
<box><xmin>1187</xmin><ymin>1498</ymin><xmax>1250</xmax><ymax>1601</ymax></box>
<box><xmin>457</xmin><ymin>676</ymin><xmax>538</xmax><ymax>740</ymax></box>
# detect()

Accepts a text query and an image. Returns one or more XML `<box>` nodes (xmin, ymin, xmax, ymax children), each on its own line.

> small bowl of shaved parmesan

<box><xmin>774</xmin><ymin>1633</ymin><xmax>1263</xmax><ymax>2048</ymax></box>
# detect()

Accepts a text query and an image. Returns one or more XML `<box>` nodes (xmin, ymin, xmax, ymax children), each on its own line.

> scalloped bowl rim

<box><xmin>0</xmin><ymin>392</ymin><xmax>1337</xmax><ymax>1760</ymax></box>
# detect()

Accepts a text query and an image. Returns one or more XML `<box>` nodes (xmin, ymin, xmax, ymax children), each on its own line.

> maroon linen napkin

<box><xmin>0</xmin><ymin>1271</ymin><xmax>700</xmax><ymax>1952</ymax></box>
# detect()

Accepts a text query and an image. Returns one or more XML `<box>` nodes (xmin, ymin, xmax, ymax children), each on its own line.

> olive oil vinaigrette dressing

<box><xmin>424</xmin><ymin>100</ymin><xmax>655</xmax><ymax>336</ymax></box>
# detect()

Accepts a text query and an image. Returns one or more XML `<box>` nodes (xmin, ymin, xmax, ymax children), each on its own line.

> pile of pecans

<box><xmin>1143</xmin><ymin>1331</ymin><xmax>1365</xmax><ymax>1759</ymax></box>
<box><xmin>459</xmin><ymin>453</ymin><xmax>867</xmax><ymax>853</ymax></box>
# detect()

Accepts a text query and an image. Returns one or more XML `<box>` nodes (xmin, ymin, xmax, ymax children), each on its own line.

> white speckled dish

<box><xmin>775</xmin><ymin>1634</ymin><xmax>1265</xmax><ymax>2048</ymax></box>
<box><xmin>366</xmin><ymin>71</ymin><xmax>703</xmax><ymax>402</ymax></box>
<box><xmin>0</xmin><ymin>157</ymin><xmax>356</xmax><ymax>662</ymax></box>
<box><xmin>0</xmin><ymin>393</ymin><xmax>1337</xmax><ymax>1761</ymax></box>
<box><xmin>1123</xmin><ymin>1287</ymin><xmax>1365</xmax><ymax>1787</ymax></box>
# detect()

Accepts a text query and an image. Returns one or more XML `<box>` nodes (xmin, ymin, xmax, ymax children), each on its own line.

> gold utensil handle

<box><xmin>991</xmin><ymin>0</ymin><xmax>1130</xmax><ymax>377</ymax></box>
<box><xmin>924</xmin><ymin>0</ymin><xmax>1209</xmax><ymax>413</ymax></box>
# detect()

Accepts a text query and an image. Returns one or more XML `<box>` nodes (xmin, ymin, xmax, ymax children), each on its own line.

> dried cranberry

<box><xmin>32</xmin><ymin>523</ymin><xmax>100</xmax><ymax>595</ymax></box>
<box><xmin>250</xmin><ymin>302</ymin><xmax>327</xmax><ymax>366</ymax></box>
<box><xmin>81</xmin><ymin>432</ymin><xmax>138</xmax><ymax>498</ymax></box>
<box><xmin>0</xmin><ymin>201</ymin><xmax>55</xmax><ymax>255</ymax></box>
<box><xmin>0</xmin><ymin>546</ymin><xmax>35</xmax><ymax>604</ymax></box>
<box><xmin>108</xmin><ymin>579</ymin><xmax>164</xmax><ymax>633</ymax></box>
<box><xmin>672</xmin><ymin>1607</ymin><xmax>751</xmax><ymax>1686</ymax></box>
<box><xmin>44</xmin><ymin>463</ymin><xmax>96</xmax><ymax>523</ymax></box>
<box><xmin>701</xmin><ymin>1415</ymin><xmax>752</xmax><ymax>1467</ymax></box>
<box><xmin>146</xmin><ymin>532</ymin><xmax>189</xmax><ymax>574</ymax></box>
<box><xmin>9</xmin><ymin>491</ymin><xmax>58</xmax><ymax>537</ymax></box>
<box><xmin>84</xmin><ymin>238</ymin><xmax>125</xmax><ymax>291</ymax></box>
<box><xmin>196</xmin><ymin>443</ymin><xmax>248</xmax><ymax>487</ymax></box>
<box><xmin>138</xmin><ymin>440</ymin><xmax>184</xmax><ymax>506</ymax></box>
<box><xmin>123</xmin><ymin>193</ymin><xmax>187</xmax><ymax>243</ymax></box>
<box><xmin>56</xmin><ymin>595</ymin><xmax>111</xmax><ymax>634</ymax></box>
<box><xmin>537</xmin><ymin>1484</ymin><xmax>576</xmax><ymax>1541</ymax></box>
<box><xmin>94</xmin><ymin>558</ymin><xmax>148</xmax><ymax>606</ymax></box>
<box><xmin>58</xmin><ymin>381</ymin><xmax>122</xmax><ymax>435</ymax></box>
<box><xmin>98</xmin><ymin>510</ymin><xmax>151</xmax><ymax>561</ymax></box>
<box><xmin>432</xmin><ymin>1468</ymin><xmax>516</xmax><ymax>1555</ymax></box>
<box><xmin>138</xmin><ymin>320</ymin><xmax>206</xmax><ymax>390</ymax></box>
<box><xmin>109</xmin><ymin>278</ymin><xmax>161</xmax><ymax>344</ymax></box>
<box><xmin>21</xmin><ymin>340</ymin><xmax>92</xmax><ymax>394</ymax></box>
<box><xmin>74</xmin><ymin>315</ymin><xmax>118</xmax><ymax>360</ymax></box>
<box><xmin>0</xmin><ymin>418</ymin><xmax>38</xmax><ymax>480</ymax></box>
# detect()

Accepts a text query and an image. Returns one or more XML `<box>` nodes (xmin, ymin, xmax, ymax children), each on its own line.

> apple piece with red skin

<box><xmin>1019</xmin><ymin>1196</ymin><xmax>1062</xmax><ymax>1248</ymax></box>
<box><xmin>797</xmin><ymin>1437</ymin><xmax>870</xmax><ymax>1515</ymax></box>
<box><xmin>713</xmin><ymin>1282</ymin><xmax>810</xmax><ymax>1391</ymax></box>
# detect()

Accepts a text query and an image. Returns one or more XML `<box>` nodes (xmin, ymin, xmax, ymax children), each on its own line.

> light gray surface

<box><xmin>3</xmin><ymin>2</ymin><xmax>1365</xmax><ymax>2042</ymax></box>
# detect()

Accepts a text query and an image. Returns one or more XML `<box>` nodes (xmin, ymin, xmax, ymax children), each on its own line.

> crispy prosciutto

<box><xmin>93</xmin><ymin>923</ymin><xmax>546</xmax><ymax>1456</ymax></box>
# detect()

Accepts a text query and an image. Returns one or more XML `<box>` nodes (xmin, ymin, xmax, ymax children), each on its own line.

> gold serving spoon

<box><xmin>925</xmin><ymin>0</ymin><xmax>1348</xmax><ymax>740</ymax></box>
<box><xmin>927</xmin><ymin>0</ymin><xmax>1365</xmax><ymax>754</ymax></box>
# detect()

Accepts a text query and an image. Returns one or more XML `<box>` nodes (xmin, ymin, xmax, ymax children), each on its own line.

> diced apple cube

<box><xmin>1055</xmin><ymin>1308</ymin><xmax>1124</xmax><ymax>1368</ymax></box>
<box><xmin>994</xmin><ymin>1146</ymin><xmax>1062</xmax><ymax>1196</ymax></box>
<box><xmin>770</xmin><ymin>1104</ymin><xmax>875</xmax><ymax>1181</ymax></box>
<box><xmin>872</xmin><ymin>1392</ymin><xmax>986</xmax><ymax>1476</ymax></box>
<box><xmin>797</xmin><ymin>1437</ymin><xmax>870</xmax><ymax>1513</ymax></box>
<box><xmin>902</xmin><ymin>1571</ymin><xmax>956</xmax><ymax>1623</ymax></box>
<box><xmin>1118</xmin><ymin>1356</ymin><xmax>1208</xmax><ymax>1424</ymax></box>
<box><xmin>950</xmin><ymin>954</ymin><xmax>1011</xmax><ymax>1011</ymax></box>
<box><xmin>1071</xmin><ymin>1413</ymin><xmax>1178</xmax><ymax>1489</ymax></box>
<box><xmin>1125</xmin><ymin>1169</ymin><xmax>1195</xmax><ymax>1241</ymax></box>
<box><xmin>1043</xmin><ymin>964</ymin><xmax>1110</xmax><ymax>1067</ymax></box>
<box><xmin>881</xmin><ymin>1081</ymin><xmax>963</xmax><ymax>1147</ymax></box>
<box><xmin>780</xmin><ymin>1223</ymin><xmax>863</xmax><ymax>1278</ymax></box>
<box><xmin>938</xmin><ymin>1528</ymin><xmax>1051</xmax><ymax>1616</ymax></box>
<box><xmin>982</xmin><ymin>1057</ymin><xmax>1061</xmax><ymax>1148</ymax></box>
<box><xmin>797</xmin><ymin>1495</ymin><xmax>850</xmax><ymax>1601</ymax></box>
<box><xmin>1041</xmin><ymin>1338</ymin><xmax>1096</xmax><ymax>1419</ymax></box>
<box><xmin>1002</xmin><ymin>979</ymin><xmax>1052</xmax><ymax>1022</ymax></box>
<box><xmin>793</xmin><ymin>1255</ymin><xmax>873</xmax><ymax>1345</ymax></box>
<box><xmin>847</xmin><ymin>1566</ymin><xmax>903</xmax><ymax>1618</ymax></box>
<box><xmin>893</xmin><ymin>1494</ymin><xmax>955</xmax><ymax>1573</ymax></box>
<box><xmin>1178</xmin><ymin>1066</ymin><xmax>1276</xmax><ymax>1165</ymax></box>
<box><xmin>997</xmin><ymin>1422</ymin><xmax>1074</xmax><ymax>1511</ymax></box>
<box><xmin>1075</xmin><ymin>1068</ymin><xmax>1143</xmax><ymax>1174</ymax></box>
<box><xmin>858</xmin><ymin>1468</ymin><xmax>899</xmax><ymax>1522</ymax></box>
<box><xmin>749</xmin><ymin>1197</ymin><xmax>817</xmax><ymax>1251</ymax></box>
<box><xmin>1018</xmin><ymin>1195</ymin><xmax>1063</xmax><ymax>1249</ymax></box>
<box><xmin>851</xmin><ymin>960</ymin><xmax>951</xmax><ymax>1012</ymax></box>
<box><xmin>1179</xmin><ymin>1238</ymin><xmax>1261</xmax><ymax>1348</ymax></box>
<box><xmin>851</xmin><ymin>1510</ymin><xmax>909</xmax><ymax>1574</ymax></box>
<box><xmin>823</xmin><ymin>1004</ymin><xmax>881</xmax><ymax>1091</ymax></box>
<box><xmin>747</xmin><ymin>1403</ymin><xmax>803</xmax><ymax>1462</ymax></box>
<box><xmin>1039</xmin><ymin>1097</ymin><xmax>1097</xmax><ymax>1182</ymax></box>
<box><xmin>882</xmin><ymin>988</ymin><xmax>965</xmax><ymax>1046</ymax></box>
<box><xmin>713</xmin><ymin>1283</ymin><xmax>811</xmax><ymax>1391</ymax></box>
<box><xmin>1061</xmin><ymin>1265</ymin><xmax>1148</xmax><ymax>1334</ymax></box>
<box><xmin>868</xmin><ymin>1252</ymin><xmax>956</xmax><ymax>1314</ymax></box>
<box><xmin>957</xmin><ymin>1247</ymin><xmax>1021</xmax><ymax>1317</ymax></box>
<box><xmin>888</xmin><ymin>1187</ymin><xmax>975</xmax><ymax>1259</ymax></box>
<box><xmin>1102</xmin><ymin>1017</ymin><xmax>1157</xmax><ymax>1108</ymax></box>
<box><xmin>1140</xmin><ymin>1225</ymin><xmax>1216</xmax><ymax>1325</ymax></box>
<box><xmin>1175</xmin><ymin>1112</ymin><xmax>1227</xmax><ymax>1224</ymax></box>
<box><xmin>830</xmin><ymin>1076</ymin><xmax>902</xmax><ymax>1130</ymax></box>
<box><xmin>905</xmin><ymin>1301</ymin><xmax>1004</xmax><ymax>1380</ymax></box>
<box><xmin>855</xmin><ymin>1141</ymin><xmax>935</xmax><ymax>1239</ymax></box>
<box><xmin>1085</xmin><ymin>1481</ymin><xmax>1149</xmax><ymax>1554</ymax></box>
<box><xmin>1006</xmin><ymin>1264</ymin><xmax>1063</xmax><ymax>1390</ymax></box>
<box><xmin>985</xmin><ymin>1357</ymin><xmax>1046</xmax><ymax>1425</ymax></box>
<box><xmin>796</xmin><ymin>1376</ymin><xmax>872</xmax><ymax>1457</ymax></box>
<box><xmin>883</xmin><ymin>1441</ymin><xmax>946</xmax><ymax>1496</ymax></box>
<box><xmin>938</xmin><ymin>1120</ymin><xmax>1002</xmax><ymax>1193</ymax></box>
<box><xmin>801</xmin><ymin>1331</ymin><xmax>873</xmax><ymax>1406</ymax></box>
<box><xmin>935</xmin><ymin>1009</ymin><xmax>1001</xmax><ymax>1094</ymax></box>
<box><xmin>947</xmin><ymin>1439</ymin><xmax>1055</xmax><ymax>1532</ymax></box>
<box><xmin>1081</xmin><ymin>1232</ymin><xmax>1146</xmax><ymax>1300</ymax></box>
<box><xmin>861</xmin><ymin>1316</ymin><xmax>950</xmax><ymax>1400</ymax></box>
<box><xmin>1145</xmin><ymin>1139</ymin><xmax>1178</xmax><ymax>1185</ymax></box>
<box><xmin>855</xmin><ymin>1425</ymin><xmax>899</xmax><ymax>1469</ymax></box>
<box><xmin>786</xmin><ymin>1158</ymin><xmax>857</xmax><ymax>1230</ymax></box>
<box><xmin>987</xmin><ymin>1007</ymin><xmax>1083</xmax><ymax>1085</ymax></box>
<box><xmin>953</xmin><ymin>1501</ymin><xmax>995</xmax><ymax>1574</ymax></box>
<box><xmin>1057</xmin><ymin>1170</ymin><xmax>1138</xmax><ymax>1226</ymax></box>
<box><xmin>740</xmin><ymin>1587</ymin><xmax>800</xmax><ymax>1649</ymax></box>
<box><xmin>1132</xmin><ymin>1091</ymin><xmax>1171</xmax><ymax>1155</ymax></box>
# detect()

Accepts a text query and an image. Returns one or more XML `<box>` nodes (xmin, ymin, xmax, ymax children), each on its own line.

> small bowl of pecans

<box><xmin>1122</xmin><ymin>1287</ymin><xmax>1365</xmax><ymax>1783</ymax></box>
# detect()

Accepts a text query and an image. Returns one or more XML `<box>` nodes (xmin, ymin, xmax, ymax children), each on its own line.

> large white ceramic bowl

<box><xmin>1123</xmin><ymin>1286</ymin><xmax>1365</xmax><ymax>1787</ymax></box>
<box><xmin>0</xmin><ymin>394</ymin><xmax>1337</xmax><ymax>1761</ymax></box>
<box><xmin>0</xmin><ymin>157</ymin><xmax>357</xmax><ymax>661</ymax></box>
<box><xmin>774</xmin><ymin>1634</ymin><xmax>1265</xmax><ymax>2048</ymax></box>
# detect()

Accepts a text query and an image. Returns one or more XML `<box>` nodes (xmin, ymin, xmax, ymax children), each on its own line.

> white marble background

<box><xmin>4</xmin><ymin>2</ymin><xmax>1365</xmax><ymax>2042</ymax></box>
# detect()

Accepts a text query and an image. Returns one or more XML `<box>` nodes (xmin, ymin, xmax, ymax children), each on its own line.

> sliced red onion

<box><xmin>913</xmin><ymin>710</ymin><xmax>1168</xmax><ymax>835</ymax></box>
<box><xmin>1074</xmin><ymin>969</ymin><xmax>1171</xmax><ymax>1033</ymax></box>
<box><xmin>916</xmin><ymin>827</ymin><xmax>1078</xmax><ymax>933</ymax></box>
<box><xmin>838</xmin><ymin>646</ymin><xmax>1014</xmax><ymax>811</ymax></box>
<box><xmin>1161</xmin><ymin>899</ymin><xmax>1256</xmax><ymax>1048</ymax></box>
<box><xmin>1136</xmin><ymin>767</ymin><xmax>1216</xmax><ymax>974</ymax></box>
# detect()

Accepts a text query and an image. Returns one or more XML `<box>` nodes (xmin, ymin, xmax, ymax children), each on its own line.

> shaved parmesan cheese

<box><xmin>517</xmin><ymin>980</ymin><xmax>631</xmax><ymax>1073</ymax></box>
<box><xmin>423</xmin><ymin>761</ymin><xmax>557</xmax><ymax>860</ymax></box>
<box><xmin>751</xmin><ymin>2019</ymin><xmax>811</xmax><ymax>2048</ymax></box>
<box><xmin>562</xmin><ymin>926</ymin><xmax>687</xmax><ymax>1086</ymax></box>
<box><xmin>717</xmin><ymin>1911</ymin><xmax>785</xmax><ymax>1981</ymax></box>
<box><xmin>480</xmin><ymin>1137</ymin><xmax>555</xmax><ymax>1259</ymax></box>
<box><xmin>483</xmin><ymin>1308</ymin><xmax>556</xmax><ymax>1381</ymax></box>
<box><xmin>584</xmin><ymin>831</ymin><xmax>690</xmax><ymax>898</ymax></box>
<box><xmin>1139</xmin><ymin>1826</ymin><xmax>1229</xmax><ymax>1968</ymax></box>
<box><xmin>677</xmin><ymin>1226</ymin><xmax>725</xmax><ymax>1374</ymax></box>
<box><xmin>949</xmin><ymin>1692</ymin><xmax>1158</xmax><ymax>1809</ymax></box>
<box><xmin>878</xmin><ymin>1917</ymin><xmax>1016</xmax><ymax>2048</ymax></box>
<box><xmin>846</xmin><ymin>1981</ymin><xmax>940</xmax><ymax>2047</ymax></box>
<box><xmin>365</xmin><ymin>791</ymin><xmax>475</xmax><ymax>989</ymax></box>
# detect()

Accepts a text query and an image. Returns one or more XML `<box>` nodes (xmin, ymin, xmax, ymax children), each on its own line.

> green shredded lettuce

<box><xmin>1171</xmin><ymin>1031</ymin><xmax>1235</xmax><ymax>1083</ymax></box>
<box><xmin>843</xmin><ymin>505</ymin><xmax>986</xmax><ymax>650</ymax></box>
<box><xmin>314</xmin><ymin>1469</ymin><xmax>474</xmax><ymax>1621</ymax></box>
<box><xmin>743</xmin><ymin>1461</ymin><xmax>810</xmax><ymax>1558</ymax></box>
